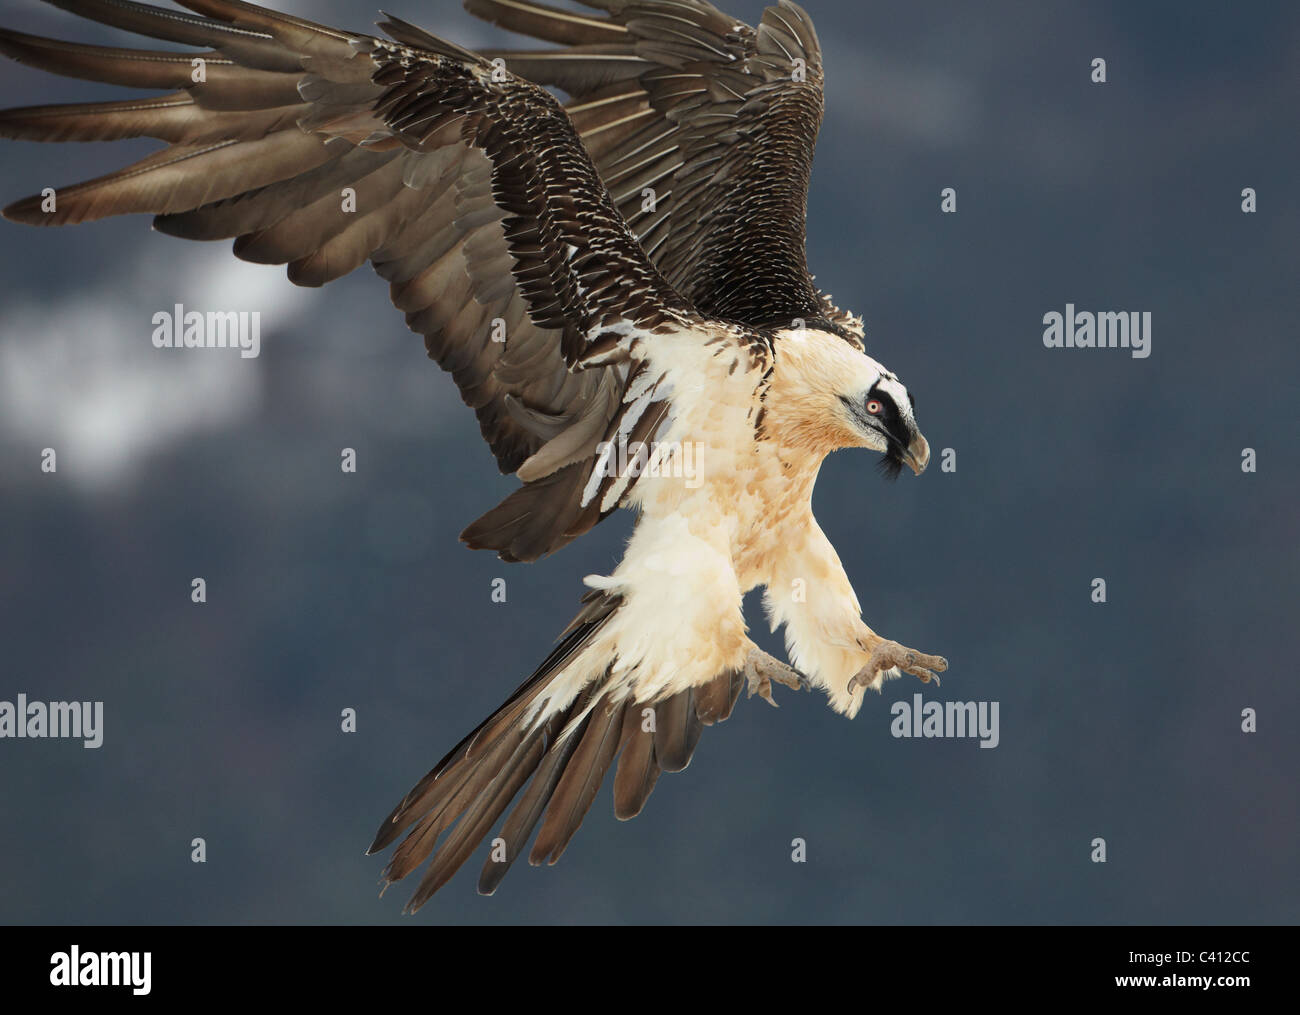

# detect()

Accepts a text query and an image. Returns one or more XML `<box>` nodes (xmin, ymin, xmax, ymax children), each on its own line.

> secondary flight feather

<box><xmin>0</xmin><ymin>0</ymin><xmax>949</xmax><ymax>910</ymax></box>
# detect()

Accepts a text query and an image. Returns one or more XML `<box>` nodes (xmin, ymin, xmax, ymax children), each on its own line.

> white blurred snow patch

<box><xmin>0</xmin><ymin>245</ymin><xmax>311</xmax><ymax>493</ymax></box>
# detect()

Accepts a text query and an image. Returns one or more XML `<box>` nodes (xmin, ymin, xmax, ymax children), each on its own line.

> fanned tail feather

<box><xmin>368</xmin><ymin>589</ymin><xmax>745</xmax><ymax>908</ymax></box>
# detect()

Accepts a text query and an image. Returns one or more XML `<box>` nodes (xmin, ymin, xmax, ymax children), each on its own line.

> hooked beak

<box><xmin>902</xmin><ymin>432</ymin><xmax>930</xmax><ymax>476</ymax></box>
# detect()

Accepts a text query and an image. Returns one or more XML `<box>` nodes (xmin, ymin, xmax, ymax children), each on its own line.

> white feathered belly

<box><xmin>524</xmin><ymin>331</ymin><xmax>814</xmax><ymax>729</ymax></box>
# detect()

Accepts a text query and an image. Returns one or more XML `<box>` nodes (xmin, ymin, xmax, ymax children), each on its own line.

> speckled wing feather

<box><xmin>0</xmin><ymin>0</ymin><xmax>705</xmax><ymax>561</ymax></box>
<box><xmin>467</xmin><ymin>0</ymin><xmax>865</xmax><ymax>345</ymax></box>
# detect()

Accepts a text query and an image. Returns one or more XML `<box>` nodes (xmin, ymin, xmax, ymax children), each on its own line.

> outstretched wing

<box><xmin>467</xmin><ymin>0</ymin><xmax>865</xmax><ymax>344</ymax></box>
<box><xmin>0</xmin><ymin>0</ymin><xmax>702</xmax><ymax>561</ymax></box>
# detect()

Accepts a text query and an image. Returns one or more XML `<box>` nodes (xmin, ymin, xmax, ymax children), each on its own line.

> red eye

<box><xmin>866</xmin><ymin>399</ymin><xmax>883</xmax><ymax>415</ymax></box>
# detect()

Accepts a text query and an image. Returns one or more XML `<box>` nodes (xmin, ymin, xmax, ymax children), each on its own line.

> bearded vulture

<box><xmin>0</xmin><ymin>0</ymin><xmax>948</xmax><ymax>910</ymax></box>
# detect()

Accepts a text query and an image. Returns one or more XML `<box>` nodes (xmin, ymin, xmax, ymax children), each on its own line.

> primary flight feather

<box><xmin>0</xmin><ymin>0</ymin><xmax>948</xmax><ymax>910</ymax></box>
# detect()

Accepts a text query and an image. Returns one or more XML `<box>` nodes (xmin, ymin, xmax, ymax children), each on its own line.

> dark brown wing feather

<box><xmin>0</xmin><ymin>0</ymin><xmax>700</xmax><ymax>561</ymax></box>
<box><xmin>468</xmin><ymin>0</ymin><xmax>865</xmax><ymax>344</ymax></box>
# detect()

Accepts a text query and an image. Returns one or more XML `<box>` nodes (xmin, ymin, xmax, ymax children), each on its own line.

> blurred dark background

<box><xmin>0</xmin><ymin>0</ymin><xmax>1296</xmax><ymax>925</ymax></box>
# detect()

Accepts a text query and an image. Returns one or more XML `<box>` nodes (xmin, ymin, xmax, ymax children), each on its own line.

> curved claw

<box><xmin>848</xmin><ymin>640</ymin><xmax>949</xmax><ymax>694</ymax></box>
<box><xmin>743</xmin><ymin>647</ymin><xmax>810</xmax><ymax>707</ymax></box>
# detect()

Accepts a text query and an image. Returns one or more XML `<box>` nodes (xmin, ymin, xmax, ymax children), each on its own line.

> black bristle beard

<box><xmin>877</xmin><ymin>449</ymin><xmax>905</xmax><ymax>480</ymax></box>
